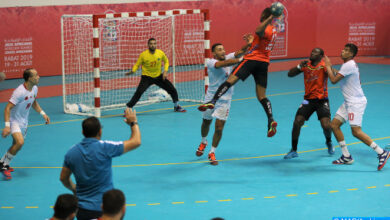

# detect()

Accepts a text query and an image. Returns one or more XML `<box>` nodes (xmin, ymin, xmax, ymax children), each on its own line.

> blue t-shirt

<box><xmin>63</xmin><ymin>138</ymin><xmax>124</xmax><ymax>211</ymax></box>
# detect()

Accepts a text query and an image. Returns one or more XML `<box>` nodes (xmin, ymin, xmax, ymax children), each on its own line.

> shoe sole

<box><xmin>332</xmin><ymin>159</ymin><xmax>354</xmax><ymax>165</ymax></box>
<box><xmin>210</xmin><ymin>161</ymin><xmax>218</xmax><ymax>165</ymax></box>
<box><xmin>198</xmin><ymin>104</ymin><xmax>214</xmax><ymax>112</ymax></box>
<box><xmin>284</xmin><ymin>154</ymin><xmax>298</xmax><ymax>159</ymax></box>
<box><xmin>378</xmin><ymin>153</ymin><xmax>390</xmax><ymax>171</ymax></box>
<box><xmin>267</xmin><ymin>121</ymin><xmax>278</xmax><ymax>137</ymax></box>
<box><xmin>196</xmin><ymin>151</ymin><xmax>204</xmax><ymax>157</ymax></box>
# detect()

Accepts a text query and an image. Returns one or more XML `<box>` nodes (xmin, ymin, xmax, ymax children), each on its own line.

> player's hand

<box><xmin>162</xmin><ymin>71</ymin><xmax>167</xmax><ymax>81</ymax></box>
<box><xmin>125</xmin><ymin>71</ymin><xmax>134</xmax><ymax>76</ymax></box>
<box><xmin>2</xmin><ymin>127</ymin><xmax>10</xmax><ymax>138</ymax></box>
<box><xmin>43</xmin><ymin>114</ymin><xmax>50</xmax><ymax>124</ymax></box>
<box><xmin>243</xmin><ymin>33</ymin><xmax>254</xmax><ymax>45</ymax></box>
<box><xmin>124</xmin><ymin>108</ymin><xmax>137</xmax><ymax>125</ymax></box>
<box><xmin>323</xmin><ymin>55</ymin><xmax>332</xmax><ymax>67</ymax></box>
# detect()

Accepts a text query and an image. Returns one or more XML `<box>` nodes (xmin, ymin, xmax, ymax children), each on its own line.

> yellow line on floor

<box><xmin>25</xmin><ymin>206</ymin><xmax>38</xmax><ymax>208</ymax></box>
<box><xmin>126</xmin><ymin>204</ymin><xmax>136</xmax><ymax>207</ymax></box>
<box><xmin>172</xmin><ymin>202</ymin><xmax>184</xmax><ymax>204</ymax></box>
<box><xmin>241</xmin><ymin>198</ymin><xmax>254</xmax><ymax>200</ymax></box>
<box><xmin>195</xmin><ymin>201</ymin><xmax>208</xmax><ymax>203</ymax></box>
<box><xmin>147</xmin><ymin>203</ymin><xmax>160</xmax><ymax>206</ymax></box>
<box><xmin>1</xmin><ymin>206</ymin><xmax>14</xmax><ymax>209</ymax></box>
<box><xmin>218</xmin><ymin>199</ymin><xmax>232</xmax><ymax>202</ymax></box>
<box><xmin>347</xmin><ymin>188</ymin><xmax>358</xmax><ymax>191</ymax></box>
<box><xmin>328</xmin><ymin>190</ymin><xmax>339</xmax><ymax>193</ymax></box>
<box><xmin>366</xmin><ymin>186</ymin><xmax>376</xmax><ymax>189</ymax></box>
<box><xmin>306</xmin><ymin>192</ymin><xmax>318</xmax><ymax>195</ymax></box>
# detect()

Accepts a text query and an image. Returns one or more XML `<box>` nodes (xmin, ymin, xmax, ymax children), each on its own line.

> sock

<box><xmin>260</xmin><ymin>98</ymin><xmax>274</xmax><ymax>122</ymax></box>
<box><xmin>1</xmin><ymin>152</ymin><xmax>14</xmax><ymax>166</ymax></box>
<box><xmin>211</xmin><ymin>82</ymin><xmax>232</xmax><ymax>104</ymax></box>
<box><xmin>210</xmin><ymin>146</ymin><xmax>217</xmax><ymax>153</ymax></box>
<box><xmin>369</xmin><ymin>142</ymin><xmax>384</xmax><ymax>155</ymax></box>
<box><xmin>292</xmin><ymin>139</ymin><xmax>298</xmax><ymax>152</ymax></box>
<box><xmin>201</xmin><ymin>137</ymin><xmax>207</xmax><ymax>144</ymax></box>
<box><xmin>174</xmin><ymin>102</ymin><xmax>178</xmax><ymax>107</ymax></box>
<box><xmin>339</xmin><ymin>140</ymin><xmax>350</xmax><ymax>157</ymax></box>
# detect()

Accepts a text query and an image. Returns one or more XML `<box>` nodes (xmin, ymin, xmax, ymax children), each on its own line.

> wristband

<box><xmin>130</xmin><ymin>122</ymin><xmax>138</xmax><ymax>127</ymax></box>
<box><xmin>5</xmin><ymin>122</ymin><xmax>10</xmax><ymax>127</ymax></box>
<box><xmin>297</xmin><ymin>64</ymin><xmax>301</xmax><ymax>70</ymax></box>
<box><xmin>40</xmin><ymin>110</ymin><xmax>46</xmax><ymax>116</ymax></box>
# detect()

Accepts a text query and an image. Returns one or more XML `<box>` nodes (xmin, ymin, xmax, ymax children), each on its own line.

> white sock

<box><xmin>1</xmin><ymin>152</ymin><xmax>14</xmax><ymax>166</ymax></box>
<box><xmin>209</xmin><ymin>146</ymin><xmax>217</xmax><ymax>153</ymax></box>
<box><xmin>370</xmin><ymin>142</ymin><xmax>384</xmax><ymax>155</ymax></box>
<box><xmin>201</xmin><ymin>137</ymin><xmax>207</xmax><ymax>144</ymax></box>
<box><xmin>339</xmin><ymin>141</ymin><xmax>351</xmax><ymax>157</ymax></box>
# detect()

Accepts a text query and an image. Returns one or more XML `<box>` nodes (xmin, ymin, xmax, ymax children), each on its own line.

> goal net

<box><xmin>61</xmin><ymin>9</ymin><xmax>209</xmax><ymax>117</ymax></box>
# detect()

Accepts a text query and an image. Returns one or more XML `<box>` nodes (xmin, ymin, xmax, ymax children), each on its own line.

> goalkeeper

<box><xmin>125</xmin><ymin>38</ymin><xmax>186</xmax><ymax>112</ymax></box>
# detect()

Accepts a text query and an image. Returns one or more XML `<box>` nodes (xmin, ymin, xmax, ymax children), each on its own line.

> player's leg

<box><xmin>208</xmin><ymin>119</ymin><xmax>226</xmax><ymax>165</ymax></box>
<box><xmin>285</xmin><ymin>100</ymin><xmax>314</xmax><ymax>159</ymax></box>
<box><xmin>317</xmin><ymin>99</ymin><xmax>334</xmax><ymax>155</ymax></box>
<box><xmin>207</xmin><ymin>101</ymin><xmax>229</xmax><ymax>165</ymax></box>
<box><xmin>198</xmin><ymin>60</ymin><xmax>249</xmax><ymax>112</ymax></box>
<box><xmin>154</xmin><ymin>76</ymin><xmax>185</xmax><ymax>112</ymax></box>
<box><xmin>126</xmin><ymin>75</ymin><xmax>153</xmax><ymax>108</ymax></box>
<box><xmin>0</xmin><ymin>132</ymin><xmax>24</xmax><ymax>179</ymax></box>
<box><xmin>196</xmin><ymin>118</ymin><xmax>212</xmax><ymax>156</ymax></box>
<box><xmin>347</xmin><ymin>101</ymin><xmax>389</xmax><ymax>170</ymax></box>
<box><xmin>331</xmin><ymin>103</ymin><xmax>353</xmax><ymax>165</ymax></box>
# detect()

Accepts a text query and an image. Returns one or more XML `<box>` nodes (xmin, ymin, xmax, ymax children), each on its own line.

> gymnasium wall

<box><xmin>1</xmin><ymin>0</ymin><xmax>389</xmax><ymax>79</ymax></box>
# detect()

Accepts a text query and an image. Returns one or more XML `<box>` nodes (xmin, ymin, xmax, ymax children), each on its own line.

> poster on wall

<box><xmin>348</xmin><ymin>22</ymin><xmax>376</xmax><ymax>52</ymax></box>
<box><xmin>3</xmin><ymin>37</ymin><xmax>33</xmax><ymax>78</ymax></box>
<box><xmin>270</xmin><ymin>8</ymin><xmax>288</xmax><ymax>58</ymax></box>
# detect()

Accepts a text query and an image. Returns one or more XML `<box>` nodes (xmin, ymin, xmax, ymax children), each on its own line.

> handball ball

<box><xmin>271</xmin><ymin>2</ymin><xmax>284</xmax><ymax>17</ymax></box>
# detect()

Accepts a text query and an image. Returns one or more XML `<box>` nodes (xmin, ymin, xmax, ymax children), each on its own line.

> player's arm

<box><xmin>324</xmin><ymin>55</ymin><xmax>344</xmax><ymax>84</ymax></box>
<box><xmin>32</xmin><ymin>100</ymin><xmax>50</xmax><ymax>124</ymax></box>
<box><xmin>288</xmin><ymin>60</ymin><xmax>307</xmax><ymax>77</ymax></box>
<box><xmin>162</xmin><ymin>52</ymin><xmax>169</xmax><ymax>80</ymax></box>
<box><xmin>255</xmin><ymin>14</ymin><xmax>274</xmax><ymax>38</ymax></box>
<box><xmin>2</xmin><ymin>102</ymin><xmax>15</xmax><ymax>138</ymax></box>
<box><xmin>215</xmin><ymin>59</ymin><xmax>242</xmax><ymax>68</ymax></box>
<box><xmin>234</xmin><ymin>34</ymin><xmax>254</xmax><ymax>58</ymax></box>
<box><xmin>60</xmin><ymin>166</ymin><xmax>77</xmax><ymax>195</ymax></box>
<box><xmin>127</xmin><ymin>53</ymin><xmax>143</xmax><ymax>75</ymax></box>
<box><xmin>122</xmin><ymin>108</ymin><xmax>141</xmax><ymax>153</ymax></box>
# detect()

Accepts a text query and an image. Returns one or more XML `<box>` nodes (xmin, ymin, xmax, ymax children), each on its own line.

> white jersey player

<box><xmin>324</xmin><ymin>43</ymin><xmax>389</xmax><ymax>171</ymax></box>
<box><xmin>195</xmin><ymin>35</ymin><xmax>253</xmax><ymax>165</ymax></box>
<box><xmin>1</xmin><ymin>68</ymin><xmax>50</xmax><ymax>180</ymax></box>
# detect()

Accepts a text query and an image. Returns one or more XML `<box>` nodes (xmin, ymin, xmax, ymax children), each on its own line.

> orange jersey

<box><xmin>244</xmin><ymin>25</ymin><xmax>277</xmax><ymax>63</ymax></box>
<box><xmin>302</xmin><ymin>60</ymin><xmax>329</xmax><ymax>100</ymax></box>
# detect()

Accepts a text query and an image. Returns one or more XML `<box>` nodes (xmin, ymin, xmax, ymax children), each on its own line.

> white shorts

<box><xmin>10</xmin><ymin>121</ymin><xmax>28</xmax><ymax>137</ymax></box>
<box><xmin>335</xmin><ymin>101</ymin><xmax>367</xmax><ymax>127</ymax></box>
<box><xmin>203</xmin><ymin>100</ymin><xmax>231</xmax><ymax>121</ymax></box>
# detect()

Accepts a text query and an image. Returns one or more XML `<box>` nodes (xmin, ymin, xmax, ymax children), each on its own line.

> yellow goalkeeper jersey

<box><xmin>132</xmin><ymin>49</ymin><xmax>169</xmax><ymax>78</ymax></box>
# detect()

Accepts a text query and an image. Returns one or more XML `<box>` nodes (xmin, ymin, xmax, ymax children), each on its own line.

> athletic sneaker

<box><xmin>198</xmin><ymin>103</ymin><xmax>214</xmax><ymax>112</ymax></box>
<box><xmin>208</xmin><ymin>152</ymin><xmax>218</xmax><ymax>165</ymax></box>
<box><xmin>326</xmin><ymin>141</ymin><xmax>335</xmax><ymax>155</ymax></box>
<box><xmin>377</xmin><ymin>150</ymin><xmax>390</xmax><ymax>171</ymax></box>
<box><xmin>174</xmin><ymin>105</ymin><xmax>186</xmax><ymax>112</ymax></box>
<box><xmin>1</xmin><ymin>168</ymin><xmax>11</xmax><ymax>180</ymax></box>
<box><xmin>196</xmin><ymin>142</ymin><xmax>207</xmax><ymax>157</ymax></box>
<box><xmin>0</xmin><ymin>162</ymin><xmax>13</xmax><ymax>172</ymax></box>
<box><xmin>284</xmin><ymin>151</ymin><xmax>298</xmax><ymax>159</ymax></box>
<box><xmin>267</xmin><ymin>121</ymin><xmax>278</xmax><ymax>137</ymax></box>
<box><xmin>332</xmin><ymin>155</ymin><xmax>354</xmax><ymax>165</ymax></box>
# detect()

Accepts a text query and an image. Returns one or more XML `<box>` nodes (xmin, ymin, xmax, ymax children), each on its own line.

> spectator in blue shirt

<box><xmin>60</xmin><ymin>108</ymin><xmax>141</xmax><ymax>220</ymax></box>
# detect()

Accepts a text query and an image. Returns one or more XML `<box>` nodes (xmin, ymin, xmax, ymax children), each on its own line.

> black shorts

<box><xmin>296</xmin><ymin>99</ymin><xmax>331</xmax><ymax>121</ymax></box>
<box><xmin>231</xmin><ymin>59</ymin><xmax>269</xmax><ymax>88</ymax></box>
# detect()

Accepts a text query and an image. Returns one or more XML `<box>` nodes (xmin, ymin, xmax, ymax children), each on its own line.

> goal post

<box><xmin>61</xmin><ymin>9</ymin><xmax>210</xmax><ymax>117</ymax></box>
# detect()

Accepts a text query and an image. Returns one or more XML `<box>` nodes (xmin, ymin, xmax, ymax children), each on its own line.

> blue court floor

<box><xmin>0</xmin><ymin>63</ymin><xmax>389</xmax><ymax>220</ymax></box>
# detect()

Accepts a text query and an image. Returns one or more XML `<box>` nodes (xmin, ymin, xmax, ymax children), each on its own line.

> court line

<box><xmin>2</xmin><ymin>184</ymin><xmax>389</xmax><ymax>209</ymax></box>
<box><xmin>12</xmin><ymin>136</ymin><xmax>390</xmax><ymax>169</ymax></box>
<box><xmin>1</xmin><ymin>79</ymin><xmax>389</xmax><ymax>130</ymax></box>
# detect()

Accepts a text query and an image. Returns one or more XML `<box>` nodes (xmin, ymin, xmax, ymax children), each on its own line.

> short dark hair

<box><xmin>260</xmin><ymin>8</ymin><xmax>272</xmax><ymax>22</ymax></box>
<box><xmin>211</xmin><ymin>43</ymin><xmax>223</xmax><ymax>52</ymax></box>
<box><xmin>102</xmin><ymin>189</ymin><xmax>125</xmax><ymax>216</ymax></box>
<box><xmin>82</xmin><ymin>117</ymin><xmax>101</xmax><ymax>138</ymax></box>
<box><xmin>314</xmin><ymin>47</ymin><xmax>324</xmax><ymax>56</ymax></box>
<box><xmin>148</xmin><ymin>38</ymin><xmax>156</xmax><ymax>44</ymax></box>
<box><xmin>53</xmin><ymin>194</ymin><xmax>78</xmax><ymax>219</ymax></box>
<box><xmin>23</xmin><ymin>68</ymin><xmax>34</xmax><ymax>82</ymax></box>
<box><xmin>345</xmin><ymin>43</ymin><xmax>358</xmax><ymax>57</ymax></box>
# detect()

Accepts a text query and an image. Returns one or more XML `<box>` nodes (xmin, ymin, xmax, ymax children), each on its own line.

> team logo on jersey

<box><xmin>157</xmin><ymin>58</ymin><xmax>161</xmax><ymax>61</ymax></box>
